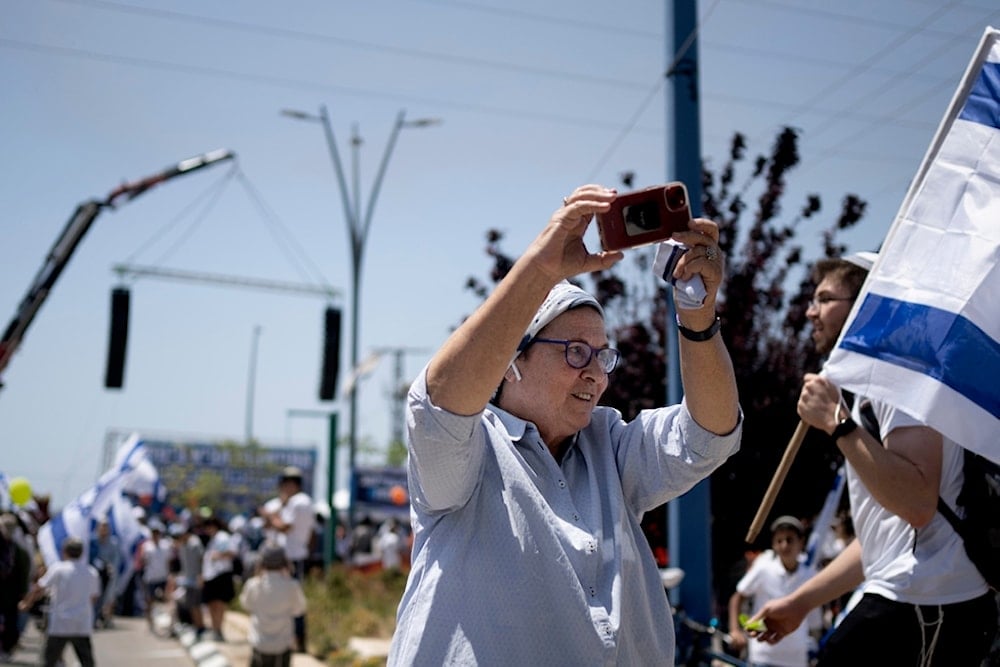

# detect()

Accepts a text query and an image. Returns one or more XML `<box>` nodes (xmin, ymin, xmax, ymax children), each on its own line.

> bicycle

<box><xmin>661</xmin><ymin>567</ymin><xmax>746</xmax><ymax>667</ymax></box>
<box><xmin>672</xmin><ymin>606</ymin><xmax>746</xmax><ymax>667</ymax></box>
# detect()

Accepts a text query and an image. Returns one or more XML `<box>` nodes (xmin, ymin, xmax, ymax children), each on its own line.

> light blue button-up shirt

<box><xmin>388</xmin><ymin>370</ymin><xmax>741</xmax><ymax>666</ymax></box>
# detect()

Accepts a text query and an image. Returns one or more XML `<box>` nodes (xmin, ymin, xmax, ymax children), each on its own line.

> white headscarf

<box><xmin>508</xmin><ymin>281</ymin><xmax>603</xmax><ymax>381</ymax></box>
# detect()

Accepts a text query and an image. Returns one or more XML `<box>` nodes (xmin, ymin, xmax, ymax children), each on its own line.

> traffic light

<box><xmin>319</xmin><ymin>306</ymin><xmax>341</xmax><ymax>401</ymax></box>
<box><xmin>104</xmin><ymin>287</ymin><xmax>130</xmax><ymax>389</ymax></box>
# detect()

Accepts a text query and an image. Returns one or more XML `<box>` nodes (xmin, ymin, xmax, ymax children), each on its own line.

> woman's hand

<box><xmin>670</xmin><ymin>218</ymin><xmax>724</xmax><ymax>310</ymax></box>
<box><xmin>524</xmin><ymin>184</ymin><xmax>623</xmax><ymax>282</ymax></box>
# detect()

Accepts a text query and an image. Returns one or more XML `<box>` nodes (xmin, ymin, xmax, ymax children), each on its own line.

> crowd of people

<box><xmin>0</xmin><ymin>464</ymin><xmax>412</xmax><ymax>666</ymax></box>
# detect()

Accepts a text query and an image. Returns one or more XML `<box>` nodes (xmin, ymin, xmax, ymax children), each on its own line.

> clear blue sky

<box><xmin>2</xmin><ymin>0</ymin><xmax>997</xmax><ymax>508</ymax></box>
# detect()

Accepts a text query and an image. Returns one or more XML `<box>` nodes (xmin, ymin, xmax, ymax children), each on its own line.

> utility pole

<box><xmin>245</xmin><ymin>325</ymin><xmax>263</xmax><ymax>445</ymax></box>
<box><xmin>373</xmin><ymin>346</ymin><xmax>430</xmax><ymax>447</ymax></box>
<box><xmin>665</xmin><ymin>0</ymin><xmax>712</xmax><ymax>622</ymax></box>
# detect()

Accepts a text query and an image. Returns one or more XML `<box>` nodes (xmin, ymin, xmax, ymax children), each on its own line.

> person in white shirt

<box><xmin>260</xmin><ymin>467</ymin><xmax>315</xmax><ymax>575</ymax></box>
<box><xmin>729</xmin><ymin>516</ymin><xmax>821</xmax><ymax>666</ymax></box>
<box><xmin>139</xmin><ymin>521</ymin><xmax>173</xmax><ymax>632</ymax></box>
<box><xmin>20</xmin><ymin>538</ymin><xmax>99</xmax><ymax>667</ymax></box>
<box><xmin>260</xmin><ymin>466</ymin><xmax>314</xmax><ymax>652</ymax></box>
<box><xmin>239</xmin><ymin>545</ymin><xmax>307</xmax><ymax>667</ymax></box>
<box><xmin>201</xmin><ymin>516</ymin><xmax>235</xmax><ymax>642</ymax></box>
<box><xmin>375</xmin><ymin>517</ymin><xmax>405</xmax><ymax>572</ymax></box>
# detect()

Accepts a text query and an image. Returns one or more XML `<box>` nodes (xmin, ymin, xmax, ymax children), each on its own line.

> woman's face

<box><xmin>501</xmin><ymin>307</ymin><xmax>610</xmax><ymax>450</ymax></box>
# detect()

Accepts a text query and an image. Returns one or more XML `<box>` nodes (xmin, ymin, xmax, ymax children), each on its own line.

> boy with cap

<box><xmin>20</xmin><ymin>538</ymin><xmax>100</xmax><ymax>667</ymax></box>
<box><xmin>239</xmin><ymin>545</ymin><xmax>307</xmax><ymax>667</ymax></box>
<box><xmin>729</xmin><ymin>516</ymin><xmax>820</xmax><ymax>666</ymax></box>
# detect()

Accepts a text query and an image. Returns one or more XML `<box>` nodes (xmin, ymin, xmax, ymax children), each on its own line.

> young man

<box><xmin>751</xmin><ymin>254</ymin><xmax>997</xmax><ymax>665</ymax></box>
<box><xmin>259</xmin><ymin>466</ymin><xmax>314</xmax><ymax>652</ymax></box>
<box><xmin>389</xmin><ymin>184</ymin><xmax>742</xmax><ymax>665</ymax></box>
<box><xmin>169</xmin><ymin>522</ymin><xmax>205</xmax><ymax>636</ymax></box>
<box><xmin>88</xmin><ymin>518</ymin><xmax>120</xmax><ymax>629</ymax></box>
<box><xmin>201</xmin><ymin>516</ymin><xmax>235</xmax><ymax>643</ymax></box>
<box><xmin>729</xmin><ymin>515</ymin><xmax>820</xmax><ymax>667</ymax></box>
<box><xmin>139</xmin><ymin>521</ymin><xmax>172</xmax><ymax>632</ymax></box>
<box><xmin>20</xmin><ymin>538</ymin><xmax>100</xmax><ymax>667</ymax></box>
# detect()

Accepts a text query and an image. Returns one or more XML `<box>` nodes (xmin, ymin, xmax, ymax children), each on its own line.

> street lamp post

<box><xmin>245</xmin><ymin>324</ymin><xmax>262</xmax><ymax>445</ymax></box>
<box><xmin>282</xmin><ymin>106</ymin><xmax>440</xmax><ymax>526</ymax></box>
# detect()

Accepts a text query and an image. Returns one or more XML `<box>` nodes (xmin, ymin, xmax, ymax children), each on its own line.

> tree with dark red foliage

<box><xmin>464</xmin><ymin>126</ymin><xmax>868</xmax><ymax>611</ymax></box>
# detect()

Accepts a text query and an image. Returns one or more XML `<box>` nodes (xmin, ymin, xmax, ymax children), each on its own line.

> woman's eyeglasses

<box><xmin>530</xmin><ymin>338</ymin><xmax>620</xmax><ymax>373</ymax></box>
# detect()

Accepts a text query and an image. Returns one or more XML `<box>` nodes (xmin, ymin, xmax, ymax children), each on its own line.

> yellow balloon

<box><xmin>9</xmin><ymin>477</ymin><xmax>31</xmax><ymax>506</ymax></box>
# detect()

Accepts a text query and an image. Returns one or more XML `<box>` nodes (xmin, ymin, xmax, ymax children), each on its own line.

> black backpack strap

<box><xmin>857</xmin><ymin>400</ymin><xmax>882</xmax><ymax>444</ymax></box>
<box><xmin>937</xmin><ymin>497</ymin><xmax>964</xmax><ymax>537</ymax></box>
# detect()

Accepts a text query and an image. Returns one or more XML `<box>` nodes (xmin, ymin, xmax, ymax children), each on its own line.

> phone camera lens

<box><xmin>665</xmin><ymin>186</ymin><xmax>686</xmax><ymax>211</ymax></box>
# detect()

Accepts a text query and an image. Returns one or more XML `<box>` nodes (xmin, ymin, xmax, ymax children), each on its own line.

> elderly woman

<box><xmin>389</xmin><ymin>184</ymin><xmax>742</xmax><ymax>666</ymax></box>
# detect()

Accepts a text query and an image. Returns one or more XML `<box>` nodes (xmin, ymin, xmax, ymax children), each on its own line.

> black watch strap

<box><xmin>831</xmin><ymin>416</ymin><xmax>859</xmax><ymax>440</ymax></box>
<box><xmin>677</xmin><ymin>316</ymin><xmax>721</xmax><ymax>342</ymax></box>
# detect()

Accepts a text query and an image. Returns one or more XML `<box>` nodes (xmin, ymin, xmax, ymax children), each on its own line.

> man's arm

<box><xmin>799</xmin><ymin>374</ymin><xmax>942</xmax><ymax>527</ymax></box>
<box><xmin>18</xmin><ymin>578</ymin><xmax>47</xmax><ymax>611</ymax></box>
<box><xmin>837</xmin><ymin>424</ymin><xmax>941</xmax><ymax>527</ymax></box>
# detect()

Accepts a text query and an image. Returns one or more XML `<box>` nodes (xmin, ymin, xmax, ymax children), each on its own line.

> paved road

<box><xmin>9</xmin><ymin>615</ymin><xmax>193</xmax><ymax>666</ymax></box>
<box><xmin>7</xmin><ymin>612</ymin><xmax>340</xmax><ymax>667</ymax></box>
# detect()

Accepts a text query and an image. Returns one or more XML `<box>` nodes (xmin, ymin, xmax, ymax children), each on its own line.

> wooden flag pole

<box><xmin>745</xmin><ymin>420</ymin><xmax>811</xmax><ymax>543</ymax></box>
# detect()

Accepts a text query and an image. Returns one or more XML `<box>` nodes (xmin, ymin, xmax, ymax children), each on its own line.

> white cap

<box><xmin>845</xmin><ymin>251</ymin><xmax>878</xmax><ymax>271</ymax></box>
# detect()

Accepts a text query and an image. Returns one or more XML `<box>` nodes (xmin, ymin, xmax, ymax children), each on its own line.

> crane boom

<box><xmin>0</xmin><ymin>149</ymin><xmax>235</xmax><ymax>390</ymax></box>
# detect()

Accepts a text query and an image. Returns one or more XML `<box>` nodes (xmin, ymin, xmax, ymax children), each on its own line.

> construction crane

<box><xmin>0</xmin><ymin>148</ymin><xmax>236</xmax><ymax>392</ymax></box>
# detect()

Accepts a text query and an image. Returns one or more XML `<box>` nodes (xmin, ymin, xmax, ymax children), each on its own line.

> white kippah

<box><xmin>844</xmin><ymin>251</ymin><xmax>878</xmax><ymax>271</ymax></box>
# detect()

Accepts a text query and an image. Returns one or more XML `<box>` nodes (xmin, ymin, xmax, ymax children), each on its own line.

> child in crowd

<box><xmin>19</xmin><ymin>538</ymin><xmax>100</xmax><ymax>667</ymax></box>
<box><xmin>239</xmin><ymin>545</ymin><xmax>307</xmax><ymax>667</ymax></box>
<box><xmin>728</xmin><ymin>516</ymin><xmax>822</xmax><ymax>667</ymax></box>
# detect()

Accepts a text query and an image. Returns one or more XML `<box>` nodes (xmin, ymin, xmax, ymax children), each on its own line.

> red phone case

<box><xmin>596</xmin><ymin>182</ymin><xmax>691</xmax><ymax>252</ymax></box>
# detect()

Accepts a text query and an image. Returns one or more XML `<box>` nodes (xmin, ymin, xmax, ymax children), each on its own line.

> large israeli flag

<box><xmin>37</xmin><ymin>434</ymin><xmax>149</xmax><ymax>565</ymax></box>
<box><xmin>825</xmin><ymin>27</ymin><xmax>1000</xmax><ymax>465</ymax></box>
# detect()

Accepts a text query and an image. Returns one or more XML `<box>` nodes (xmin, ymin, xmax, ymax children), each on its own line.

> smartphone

<box><xmin>596</xmin><ymin>182</ymin><xmax>692</xmax><ymax>252</ymax></box>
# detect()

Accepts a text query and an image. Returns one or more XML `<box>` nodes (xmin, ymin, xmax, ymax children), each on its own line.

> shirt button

<box><xmin>573</xmin><ymin>514</ymin><xmax>580</xmax><ymax>521</ymax></box>
<box><xmin>558</xmin><ymin>480</ymin><xmax>566</xmax><ymax>488</ymax></box>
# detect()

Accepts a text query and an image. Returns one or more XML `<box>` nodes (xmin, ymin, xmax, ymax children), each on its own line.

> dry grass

<box><xmin>302</xmin><ymin>565</ymin><xmax>408</xmax><ymax>666</ymax></box>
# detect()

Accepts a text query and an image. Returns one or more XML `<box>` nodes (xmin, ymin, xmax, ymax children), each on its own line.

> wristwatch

<box><xmin>830</xmin><ymin>413</ymin><xmax>859</xmax><ymax>440</ymax></box>
<box><xmin>676</xmin><ymin>315</ymin><xmax>721</xmax><ymax>342</ymax></box>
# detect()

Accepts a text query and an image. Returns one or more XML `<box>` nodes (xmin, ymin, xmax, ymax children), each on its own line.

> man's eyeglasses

<box><xmin>808</xmin><ymin>295</ymin><xmax>854</xmax><ymax>309</ymax></box>
<box><xmin>530</xmin><ymin>338</ymin><xmax>620</xmax><ymax>373</ymax></box>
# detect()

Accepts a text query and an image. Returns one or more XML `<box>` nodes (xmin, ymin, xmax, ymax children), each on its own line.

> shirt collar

<box><xmin>488</xmin><ymin>404</ymin><xmax>582</xmax><ymax>456</ymax></box>
<box><xmin>489</xmin><ymin>404</ymin><xmax>529</xmax><ymax>442</ymax></box>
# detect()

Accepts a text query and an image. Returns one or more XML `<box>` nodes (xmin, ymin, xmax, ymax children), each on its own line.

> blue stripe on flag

<box><xmin>839</xmin><ymin>293</ymin><xmax>1000</xmax><ymax>418</ymax></box>
<box><xmin>49</xmin><ymin>513</ymin><xmax>69</xmax><ymax>556</ymax></box>
<box><xmin>959</xmin><ymin>61</ymin><xmax>1000</xmax><ymax>130</ymax></box>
